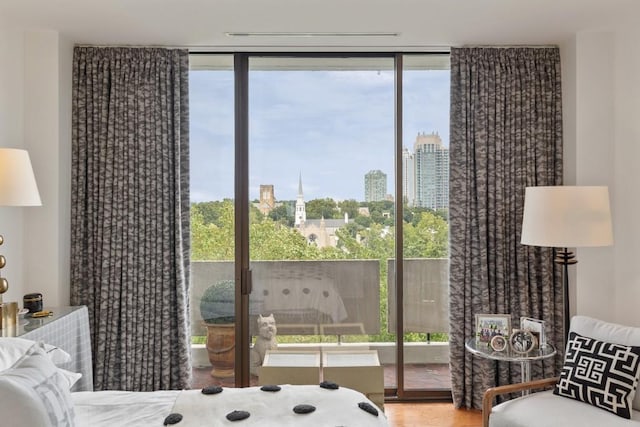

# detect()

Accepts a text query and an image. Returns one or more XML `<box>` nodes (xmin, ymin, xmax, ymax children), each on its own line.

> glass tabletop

<box><xmin>465</xmin><ymin>338</ymin><xmax>556</xmax><ymax>362</ymax></box>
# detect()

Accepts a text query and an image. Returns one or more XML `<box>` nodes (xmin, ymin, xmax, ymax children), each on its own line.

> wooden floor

<box><xmin>385</xmin><ymin>402</ymin><xmax>482</xmax><ymax>427</ymax></box>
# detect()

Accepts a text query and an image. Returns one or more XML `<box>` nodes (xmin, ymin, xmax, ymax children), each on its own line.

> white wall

<box><xmin>611</xmin><ymin>29</ymin><xmax>640</xmax><ymax>327</ymax></box>
<box><xmin>570</xmin><ymin>29</ymin><xmax>640</xmax><ymax>326</ymax></box>
<box><xmin>22</xmin><ymin>30</ymin><xmax>73</xmax><ymax>307</ymax></box>
<box><xmin>0</xmin><ymin>24</ymin><xmax>26</xmax><ymax>304</ymax></box>
<box><xmin>559</xmin><ymin>36</ymin><xmax>578</xmax><ymax>319</ymax></box>
<box><xmin>0</xmin><ymin>27</ymin><xmax>72</xmax><ymax>307</ymax></box>
<box><xmin>572</xmin><ymin>31</ymin><xmax>617</xmax><ymax>322</ymax></box>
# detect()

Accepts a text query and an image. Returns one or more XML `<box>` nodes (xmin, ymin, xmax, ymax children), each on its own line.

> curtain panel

<box><xmin>70</xmin><ymin>47</ymin><xmax>191</xmax><ymax>391</ymax></box>
<box><xmin>449</xmin><ymin>47</ymin><xmax>564</xmax><ymax>409</ymax></box>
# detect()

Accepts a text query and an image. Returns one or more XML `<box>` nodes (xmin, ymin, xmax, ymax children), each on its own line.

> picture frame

<box><xmin>510</xmin><ymin>329</ymin><xmax>538</xmax><ymax>354</ymax></box>
<box><xmin>520</xmin><ymin>317</ymin><xmax>546</xmax><ymax>349</ymax></box>
<box><xmin>490</xmin><ymin>334</ymin><xmax>508</xmax><ymax>352</ymax></box>
<box><xmin>475</xmin><ymin>314</ymin><xmax>512</xmax><ymax>346</ymax></box>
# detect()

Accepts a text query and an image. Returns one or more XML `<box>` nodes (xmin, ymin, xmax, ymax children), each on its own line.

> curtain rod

<box><xmin>74</xmin><ymin>43</ymin><xmax>451</xmax><ymax>52</ymax></box>
<box><xmin>74</xmin><ymin>43</ymin><xmax>558</xmax><ymax>52</ymax></box>
<box><xmin>458</xmin><ymin>44</ymin><xmax>559</xmax><ymax>48</ymax></box>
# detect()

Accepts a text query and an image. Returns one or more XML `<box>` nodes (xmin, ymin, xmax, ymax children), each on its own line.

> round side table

<box><xmin>465</xmin><ymin>338</ymin><xmax>556</xmax><ymax>394</ymax></box>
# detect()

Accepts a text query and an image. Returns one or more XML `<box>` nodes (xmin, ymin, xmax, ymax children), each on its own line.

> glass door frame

<box><xmin>229</xmin><ymin>51</ymin><xmax>450</xmax><ymax>401</ymax></box>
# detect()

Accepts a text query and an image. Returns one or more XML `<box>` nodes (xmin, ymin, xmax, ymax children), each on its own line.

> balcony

<box><xmin>191</xmin><ymin>259</ymin><xmax>450</xmax><ymax>389</ymax></box>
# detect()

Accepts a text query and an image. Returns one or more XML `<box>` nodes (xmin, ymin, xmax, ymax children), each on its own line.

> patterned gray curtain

<box><xmin>449</xmin><ymin>47</ymin><xmax>564</xmax><ymax>409</ymax></box>
<box><xmin>70</xmin><ymin>47</ymin><xmax>191</xmax><ymax>391</ymax></box>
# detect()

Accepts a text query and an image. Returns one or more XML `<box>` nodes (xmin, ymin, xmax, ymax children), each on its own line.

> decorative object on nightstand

<box><xmin>0</xmin><ymin>148</ymin><xmax>42</xmax><ymax>329</ymax></box>
<box><xmin>520</xmin><ymin>186</ymin><xmax>613</xmax><ymax>340</ymax></box>
<box><xmin>490</xmin><ymin>335</ymin><xmax>508</xmax><ymax>352</ymax></box>
<box><xmin>23</xmin><ymin>293</ymin><xmax>43</xmax><ymax>314</ymax></box>
<box><xmin>509</xmin><ymin>329</ymin><xmax>537</xmax><ymax>354</ymax></box>
<box><xmin>520</xmin><ymin>317</ymin><xmax>546</xmax><ymax>349</ymax></box>
<box><xmin>475</xmin><ymin>314</ymin><xmax>512</xmax><ymax>347</ymax></box>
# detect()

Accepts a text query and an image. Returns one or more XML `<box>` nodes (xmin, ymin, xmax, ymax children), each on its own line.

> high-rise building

<box><xmin>364</xmin><ymin>170</ymin><xmax>387</xmax><ymax>202</ymax></box>
<box><xmin>414</xmin><ymin>132</ymin><xmax>449</xmax><ymax>210</ymax></box>
<box><xmin>402</xmin><ymin>147</ymin><xmax>415</xmax><ymax>206</ymax></box>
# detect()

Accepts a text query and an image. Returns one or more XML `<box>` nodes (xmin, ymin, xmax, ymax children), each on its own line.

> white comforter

<box><xmin>72</xmin><ymin>384</ymin><xmax>389</xmax><ymax>426</ymax></box>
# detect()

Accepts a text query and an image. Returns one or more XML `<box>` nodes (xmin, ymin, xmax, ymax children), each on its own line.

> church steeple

<box><xmin>298</xmin><ymin>172</ymin><xmax>303</xmax><ymax>197</ymax></box>
<box><xmin>295</xmin><ymin>172</ymin><xmax>306</xmax><ymax>226</ymax></box>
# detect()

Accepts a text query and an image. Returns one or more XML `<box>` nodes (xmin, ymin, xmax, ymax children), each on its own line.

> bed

<box><xmin>0</xmin><ymin>337</ymin><xmax>389</xmax><ymax>426</ymax></box>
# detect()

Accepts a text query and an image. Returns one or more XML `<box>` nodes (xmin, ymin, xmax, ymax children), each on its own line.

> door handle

<box><xmin>241</xmin><ymin>268</ymin><xmax>252</xmax><ymax>295</ymax></box>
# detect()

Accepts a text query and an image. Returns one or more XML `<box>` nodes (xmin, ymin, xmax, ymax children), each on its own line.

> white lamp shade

<box><xmin>0</xmin><ymin>148</ymin><xmax>42</xmax><ymax>206</ymax></box>
<box><xmin>521</xmin><ymin>186</ymin><xmax>613</xmax><ymax>248</ymax></box>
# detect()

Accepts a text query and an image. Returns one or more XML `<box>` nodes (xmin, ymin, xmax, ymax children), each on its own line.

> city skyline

<box><xmin>190</xmin><ymin>65</ymin><xmax>450</xmax><ymax>203</ymax></box>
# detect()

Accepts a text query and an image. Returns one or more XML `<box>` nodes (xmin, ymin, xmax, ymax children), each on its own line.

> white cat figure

<box><xmin>250</xmin><ymin>314</ymin><xmax>278</xmax><ymax>376</ymax></box>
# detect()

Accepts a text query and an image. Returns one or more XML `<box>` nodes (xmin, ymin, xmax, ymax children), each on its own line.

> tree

<box><xmin>250</xmin><ymin>218</ymin><xmax>318</xmax><ymax>260</ymax></box>
<box><xmin>341</xmin><ymin>222</ymin><xmax>362</xmax><ymax>239</ymax></box>
<box><xmin>403</xmin><ymin>210</ymin><xmax>448</xmax><ymax>258</ymax></box>
<box><xmin>338</xmin><ymin>199</ymin><xmax>360</xmax><ymax>220</ymax></box>
<box><xmin>365</xmin><ymin>200</ymin><xmax>394</xmax><ymax>225</ymax></box>
<box><xmin>306</xmin><ymin>198</ymin><xmax>339</xmax><ymax>219</ymax></box>
<box><xmin>354</xmin><ymin>215</ymin><xmax>372</xmax><ymax>228</ymax></box>
<box><xmin>268</xmin><ymin>204</ymin><xmax>293</xmax><ymax>227</ymax></box>
<box><xmin>191</xmin><ymin>201</ymin><xmax>235</xmax><ymax>261</ymax></box>
<box><xmin>192</xmin><ymin>200</ymin><xmax>233</xmax><ymax>226</ymax></box>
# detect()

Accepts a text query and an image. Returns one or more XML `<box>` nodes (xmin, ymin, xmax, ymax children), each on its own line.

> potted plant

<box><xmin>200</xmin><ymin>279</ymin><xmax>235</xmax><ymax>378</ymax></box>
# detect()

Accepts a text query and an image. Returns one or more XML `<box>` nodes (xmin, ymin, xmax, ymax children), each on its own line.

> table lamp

<box><xmin>520</xmin><ymin>186</ymin><xmax>613</xmax><ymax>341</ymax></box>
<box><xmin>0</xmin><ymin>148</ymin><xmax>42</xmax><ymax>329</ymax></box>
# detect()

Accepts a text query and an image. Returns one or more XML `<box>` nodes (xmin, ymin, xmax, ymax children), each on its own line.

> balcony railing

<box><xmin>191</xmin><ymin>258</ymin><xmax>449</xmax><ymax>339</ymax></box>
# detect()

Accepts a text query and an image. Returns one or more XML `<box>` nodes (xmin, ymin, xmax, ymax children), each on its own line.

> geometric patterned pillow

<box><xmin>554</xmin><ymin>331</ymin><xmax>640</xmax><ymax>419</ymax></box>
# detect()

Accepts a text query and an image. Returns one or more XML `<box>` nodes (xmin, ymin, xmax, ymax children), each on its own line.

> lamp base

<box><xmin>554</xmin><ymin>248</ymin><xmax>577</xmax><ymax>343</ymax></box>
<box><xmin>0</xmin><ymin>301</ymin><xmax>18</xmax><ymax>330</ymax></box>
<box><xmin>554</xmin><ymin>249</ymin><xmax>577</xmax><ymax>266</ymax></box>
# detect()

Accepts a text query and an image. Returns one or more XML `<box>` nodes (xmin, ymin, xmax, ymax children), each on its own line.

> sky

<box><xmin>189</xmin><ymin>63</ymin><xmax>450</xmax><ymax>203</ymax></box>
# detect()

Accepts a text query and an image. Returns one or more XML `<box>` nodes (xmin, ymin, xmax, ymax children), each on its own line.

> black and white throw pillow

<box><xmin>554</xmin><ymin>331</ymin><xmax>640</xmax><ymax>419</ymax></box>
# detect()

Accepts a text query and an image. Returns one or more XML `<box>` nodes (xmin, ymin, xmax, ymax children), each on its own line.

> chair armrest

<box><xmin>482</xmin><ymin>377</ymin><xmax>559</xmax><ymax>427</ymax></box>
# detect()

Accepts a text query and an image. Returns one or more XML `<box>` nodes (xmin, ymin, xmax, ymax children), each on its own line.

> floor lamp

<box><xmin>520</xmin><ymin>186</ymin><xmax>613</xmax><ymax>342</ymax></box>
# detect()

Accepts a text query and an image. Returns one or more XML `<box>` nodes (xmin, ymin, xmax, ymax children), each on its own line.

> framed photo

<box><xmin>475</xmin><ymin>314</ymin><xmax>512</xmax><ymax>346</ymax></box>
<box><xmin>490</xmin><ymin>334</ymin><xmax>508</xmax><ymax>352</ymax></box>
<box><xmin>520</xmin><ymin>317</ymin><xmax>546</xmax><ymax>349</ymax></box>
<box><xmin>510</xmin><ymin>329</ymin><xmax>538</xmax><ymax>354</ymax></box>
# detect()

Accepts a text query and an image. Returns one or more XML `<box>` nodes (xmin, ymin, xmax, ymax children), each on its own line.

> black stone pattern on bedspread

<box><xmin>201</xmin><ymin>385</ymin><xmax>224</xmax><ymax>395</ymax></box>
<box><xmin>163</xmin><ymin>413</ymin><xmax>183</xmax><ymax>425</ymax></box>
<box><xmin>226</xmin><ymin>410</ymin><xmax>251</xmax><ymax>421</ymax></box>
<box><xmin>293</xmin><ymin>404</ymin><xmax>316</xmax><ymax>414</ymax></box>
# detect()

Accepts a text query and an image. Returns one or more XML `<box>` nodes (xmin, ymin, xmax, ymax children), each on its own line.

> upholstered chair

<box><xmin>483</xmin><ymin>316</ymin><xmax>640</xmax><ymax>427</ymax></box>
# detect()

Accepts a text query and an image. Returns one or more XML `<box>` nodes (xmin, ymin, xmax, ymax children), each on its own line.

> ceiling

<box><xmin>0</xmin><ymin>0</ymin><xmax>638</xmax><ymax>50</ymax></box>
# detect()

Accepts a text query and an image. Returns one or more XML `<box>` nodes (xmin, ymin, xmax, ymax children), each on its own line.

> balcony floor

<box><xmin>191</xmin><ymin>363</ymin><xmax>451</xmax><ymax>391</ymax></box>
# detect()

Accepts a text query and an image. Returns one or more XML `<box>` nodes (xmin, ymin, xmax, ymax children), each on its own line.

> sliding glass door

<box><xmin>247</xmin><ymin>57</ymin><xmax>395</xmax><ymax>407</ymax></box>
<box><xmin>189</xmin><ymin>54</ymin><xmax>237</xmax><ymax>384</ymax></box>
<box><xmin>399</xmin><ymin>55</ymin><xmax>451</xmax><ymax>397</ymax></box>
<box><xmin>189</xmin><ymin>53</ymin><xmax>450</xmax><ymax>400</ymax></box>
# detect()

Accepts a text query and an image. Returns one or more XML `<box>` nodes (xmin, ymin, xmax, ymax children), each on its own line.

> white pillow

<box><xmin>0</xmin><ymin>337</ymin><xmax>71</xmax><ymax>371</ymax></box>
<box><xmin>0</xmin><ymin>342</ymin><xmax>76</xmax><ymax>426</ymax></box>
<box><xmin>59</xmin><ymin>368</ymin><xmax>83</xmax><ymax>389</ymax></box>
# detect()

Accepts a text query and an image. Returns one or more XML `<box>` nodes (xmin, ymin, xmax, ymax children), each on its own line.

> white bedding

<box><xmin>72</xmin><ymin>384</ymin><xmax>389</xmax><ymax>426</ymax></box>
<box><xmin>72</xmin><ymin>390</ymin><xmax>180</xmax><ymax>426</ymax></box>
